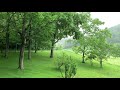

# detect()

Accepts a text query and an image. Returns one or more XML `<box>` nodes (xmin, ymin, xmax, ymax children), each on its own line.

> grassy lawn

<box><xmin>0</xmin><ymin>50</ymin><xmax>120</xmax><ymax>78</ymax></box>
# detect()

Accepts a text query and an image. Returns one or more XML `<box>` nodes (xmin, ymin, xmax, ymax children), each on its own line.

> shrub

<box><xmin>55</xmin><ymin>52</ymin><xmax>77</xmax><ymax>78</ymax></box>
<box><xmin>54</xmin><ymin>52</ymin><xmax>67</xmax><ymax>70</ymax></box>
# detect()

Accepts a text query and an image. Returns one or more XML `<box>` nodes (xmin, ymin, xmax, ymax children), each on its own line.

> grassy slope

<box><xmin>0</xmin><ymin>50</ymin><xmax>120</xmax><ymax>78</ymax></box>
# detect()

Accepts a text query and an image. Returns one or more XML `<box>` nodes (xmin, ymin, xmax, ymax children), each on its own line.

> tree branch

<box><xmin>18</xmin><ymin>31</ymin><xmax>22</xmax><ymax>36</ymax></box>
<box><xmin>55</xmin><ymin>39</ymin><xmax>59</xmax><ymax>43</ymax></box>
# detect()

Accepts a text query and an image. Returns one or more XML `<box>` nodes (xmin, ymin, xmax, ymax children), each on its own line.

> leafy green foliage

<box><xmin>64</xmin><ymin>57</ymin><xmax>77</xmax><ymax>78</ymax></box>
<box><xmin>54</xmin><ymin>52</ymin><xmax>77</xmax><ymax>78</ymax></box>
<box><xmin>88</xmin><ymin>29</ymin><xmax>111</xmax><ymax>67</ymax></box>
<box><xmin>110</xmin><ymin>44</ymin><xmax>120</xmax><ymax>57</ymax></box>
<box><xmin>0</xmin><ymin>12</ymin><xmax>115</xmax><ymax>70</ymax></box>
<box><xmin>72</xmin><ymin>16</ymin><xmax>112</xmax><ymax>67</ymax></box>
<box><xmin>54</xmin><ymin>52</ymin><xmax>67</xmax><ymax>70</ymax></box>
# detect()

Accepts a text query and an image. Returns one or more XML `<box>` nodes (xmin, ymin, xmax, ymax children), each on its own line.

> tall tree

<box><xmin>72</xmin><ymin>13</ymin><xmax>92</xmax><ymax>63</ymax></box>
<box><xmin>31</xmin><ymin>12</ymin><xmax>51</xmax><ymax>53</ymax></box>
<box><xmin>89</xmin><ymin>28</ymin><xmax>111</xmax><ymax>68</ymax></box>
<box><xmin>18</xmin><ymin>13</ymin><xmax>27</xmax><ymax>69</ymax></box>
<box><xmin>47</xmin><ymin>12</ymin><xmax>91</xmax><ymax>58</ymax></box>
<box><xmin>26</xmin><ymin>13</ymin><xmax>34</xmax><ymax>60</ymax></box>
<box><xmin>73</xmin><ymin>36</ymin><xmax>90</xmax><ymax>63</ymax></box>
<box><xmin>13</xmin><ymin>12</ymin><xmax>32</xmax><ymax>69</ymax></box>
<box><xmin>4</xmin><ymin>12</ymin><xmax>14</xmax><ymax>58</ymax></box>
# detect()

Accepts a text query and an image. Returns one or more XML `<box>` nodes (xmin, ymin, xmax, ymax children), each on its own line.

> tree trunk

<box><xmin>15</xmin><ymin>43</ymin><xmax>17</xmax><ymax>52</ymax></box>
<box><xmin>18</xmin><ymin>13</ymin><xmax>26</xmax><ymax>70</ymax></box>
<box><xmin>82</xmin><ymin>46</ymin><xmax>85</xmax><ymax>63</ymax></box>
<box><xmin>35</xmin><ymin>39</ymin><xmax>37</xmax><ymax>53</ymax></box>
<box><xmin>28</xmin><ymin>26</ymin><xmax>31</xmax><ymax>60</ymax></box>
<box><xmin>50</xmin><ymin>41</ymin><xmax>54</xmax><ymax>58</ymax></box>
<box><xmin>90</xmin><ymin>59</ymin><xmax>93</xmax><ymax>66</ymax></box>
<box><xmin>4</xmin><ymin>12</ymin><xmax>12</xmax><ymax>58</ymax></box>
<box><xmin>28</xmin><ymin>40</ymin><xmax>31</xmax><ymax>60</ymax></box>
<box><xmin>50</xmin><ymin>34</ymin><xmax>55</xmax><ymax>58</ymax></box>
<box><xmin>0</xmin><ymin>48</ymin><xmax>3</xmax><ymax>54</ymax></box>
<box><xmin>1</xmin><ymin>42</ymin><xmax>3</xmax><ymax>54</ymax></box>
<box><xmin>82</xmin><ymin>51</ymin><xmax>85</xmax><ymax>63</ymax></box>
<box><xmin>4</xmin><ymin>18</ymin><xmax>10</xmax><ymax>58</ymax></box>
<box><xmin>18</xmin><ymin>40</ymin><xmax>25</xmax><ymax>70</ymax></box>
<box><xmin>5</xmin><ymin>32</ymin><xmax>9</xmax><ymax>58</ymax></box>
<box><xmin>100</xmin><ymin>59</ymin><xmax>102</xmax><ymax>68</ymax></box>
<box><xmin>0</xmin><ymin>49</ymin><xmax>2</xmax><ymax>53</ymax></box>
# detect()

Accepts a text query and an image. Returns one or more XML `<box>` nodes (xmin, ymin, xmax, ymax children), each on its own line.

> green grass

<box><xmin>0</xmin><ymin>50</ymin><xmax>120</xmax><ymax>78</ymax></box>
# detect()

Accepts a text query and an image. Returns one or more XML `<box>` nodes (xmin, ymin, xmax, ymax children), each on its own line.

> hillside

<box><xmin>108</xmin><ymin>24</ymin><xmax>120</xmax><ymax>43</ymax></box>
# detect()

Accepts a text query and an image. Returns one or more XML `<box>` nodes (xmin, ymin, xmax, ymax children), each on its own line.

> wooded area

<box><xmin>0</xmin><ymin>12</ymin><xmax>120</xmax><ymax>78</ymax></box>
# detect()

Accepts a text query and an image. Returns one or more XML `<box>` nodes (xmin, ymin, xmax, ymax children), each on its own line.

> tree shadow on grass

<box><xmin>51</xmin><ymin>67</ymin><xmax>60</xmax><ymax>72</ymax></box>
<box><xmin>76</xmin><ymin>60</ymin><xmax>103</xmax><ymax>70</ymax></box>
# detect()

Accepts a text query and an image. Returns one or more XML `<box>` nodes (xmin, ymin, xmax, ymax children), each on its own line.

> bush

<box><xmin>64</xmin><ymin>56</ymin><xmax>77</xmax><ymax>78</ymax></box>
<box><xmin>55</xmin><ymin>52</ymin><xmax>77</xmax><ymax>78</ymax></box>
<box><xmin>54</xmin><ymin>52</ymin><xmax>67</xmax><ymax>70</ymax></box>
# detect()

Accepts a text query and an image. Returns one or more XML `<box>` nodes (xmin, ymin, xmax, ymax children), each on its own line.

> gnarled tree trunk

<box><xmin>18</xmin><ymin>38</ymin><xmax>25</xmax><ymax>69</ymax></box>
<box><xmin>18</xmin><ymin>13</ymin><xmax>27</xmax><ymax>70</ymax></box>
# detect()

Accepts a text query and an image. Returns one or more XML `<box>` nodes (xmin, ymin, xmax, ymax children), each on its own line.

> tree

<box><xmin>18</xmin><ymin>13</ymin><xmax>28</xmax><ymax>69</ymax></box>
<box><xmin>4</xmin><ymin>12</ymin><xmax>15</xmax><ymax>58</ymax></box>
<box><xmin>46</xmin><ymin>12</ymin><xmax>91</xmax><ymax>58</ymax></box>
<box><xmin>0</xmin><ymin>20</ymin><xmax>5</xmax><ymax>54</ymax></box>
<box><xmin>72</xmin><ymin>13</ymin><xmax>92</xmax><ymax>63</ymax></box>
<box><xmin>110</xmin><ymin>43</ymin><xmax>120</xmax><ymax>57</ymax></box>
<box><xmin>0</xmin><ymin>12</ymin><xmax>15</xmax><ymax>57</ymax></box>
<box><xmin>13</xmin><ymin>12</ymin><xmax>33</xmax><ymax>69</ymax></box>
<box><xmin>73</xmin><ymin>36</ymin><xmax>90</xmax><ymax>63</ymax></box>
<box><xmin>31</xmin><ymin>12</ymin><xmax>52</xmax><ymax>53</ymax></box>
<box><xmin>26</xmin><ymin>13</ymin><xmax>37</xmax><ymax>60</ymax></box>
<box><xmin>72</xmin><ymin>15</ymin><xmax>110</xmax><ymax>65</ymax></box>
<box><xmin>27</xmin><ymin>17</ymin><xmax>32</xmax><ymax>60</ymax></box>
<box><xmin>48</xmin><ymin>12</ymin><xmax>72</xmax><ymax>58</ymax></box>
<box><xmin>89</xmin><ymin>28</ymin><xmax>111</xmax><ymax>68</ymax></box>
